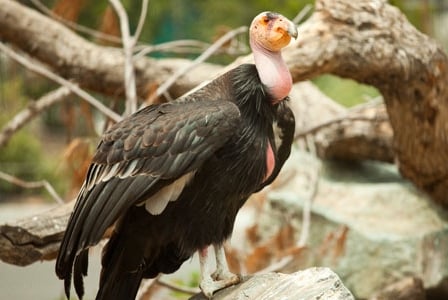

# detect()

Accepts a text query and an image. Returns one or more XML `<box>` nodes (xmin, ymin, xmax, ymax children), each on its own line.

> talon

<box><xmin>211</xmin><ymin>269</ymin><xmax>240</xmax><ymax>282</ymax></box>
<box><xmin>198</xmin><ymin>245</ymin><xmax>241</xmax><ymax>298</ymax></box>
<box><xmin>200</xmin><ymin>274</ymin><xmax>241</xmax><ymax>298</ymax></box>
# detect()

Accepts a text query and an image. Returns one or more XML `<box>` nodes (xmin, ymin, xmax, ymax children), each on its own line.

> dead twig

<box><xmin>133</xmin><ymin>0</ymin><xmax>149</xmax><ymax>44</ymax></box>
<box><xmin>0</xmin><ymin>171</ymin><xmax>64</xmax><ymax>204</ymax></box>
<box><xmin>0</xmin><ymin>86</ymin><xmax>71</xmax><ymax>148</ymax></box>
<box><xmin>136</xmin><ymin>275</ymin><xmax>199</xmax><ymax>300</ymax></box>
<box><xmin>136</xmin><ymin>277</ymin><xmax>158</xmax><ymax>300</ymax></box>
<box><xmin>297</xmin><ymin>135</ymin><xmax>320</xmax><ymax>248</ymax></box>
<box><xmin>151</xmin><ymin>26</ymin><xmax>248</xmax><ymax>103</ymax></box>
<box><xmin>293</xmin><ymin>4</ymin><xmax>313</xmax><ymax>24</ymax></box>
<box><xmin>0</xmin><ymin>42</ymin><xmax>121</xmax><ymax>123</ymax></box>
<box><xmin>256</xmin><ymin>136</ymin><xmax>322</xmax><ymax>274</ymax></box>
<box><xmin>109</xmin><ymin>0</ymin><xmax>144</xmax><ymax>115</ymax></box>
<box><xmin>156</xmin><ymin>277</ymin><xmax>200</xmax><ymax>295</ymax></box>
<box><xmin>294</xmin><ymin>115</ymin><xmax>389</xmax><ymax>140</ymax></box>
<box><xmin>29</xmin><ymin>0</ymin><xmax>122</xmax><ymax>45</ymax></box>
<box><xmin>134</xmin><ymin>40</ymin><xmax>213</xmax><ymax>58</ymax></box>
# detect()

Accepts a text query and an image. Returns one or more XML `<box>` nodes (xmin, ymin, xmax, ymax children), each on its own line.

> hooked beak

<box><xmin>287</xmin><ymin>21</ymin><xmax>298</xmax><ymax>39</ymax></box>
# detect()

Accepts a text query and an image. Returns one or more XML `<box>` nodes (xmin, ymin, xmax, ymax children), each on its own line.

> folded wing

<box><xmin>56</xmin><ymin>99</ymin><xmax>241</xmax><ymax>294</ymax></box>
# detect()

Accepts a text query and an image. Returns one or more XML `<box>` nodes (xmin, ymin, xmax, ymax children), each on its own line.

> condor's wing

<box><xmin>56</xmin><ymin>99</ymin><xmax>240</xmax><ymax>285</ymax></box>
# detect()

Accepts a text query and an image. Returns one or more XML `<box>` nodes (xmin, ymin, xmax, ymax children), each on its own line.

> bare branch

<box><xmin>294</xmin><ymin>115</ymin><xmax>389</xmax><ymax>140</ymax></box>
<box><xmin>136</xmin><ymin>277</ymin><xmax>158</xmax><ymax>300</ymax></box>
<box><xmin>254</xmin><ymin>139</ymin><xmax>321</xmax><ymax>274</ymax></box>
<box><xmin>134</xmin><ymin>40</ymin><xmax>212</xmax><ymax>58</ymax></box>
<box><xmin>156</xmin><ymin>277</ymin><xmax>200</xmax><ymax>295</ymax></box>
<box><xmin>134</xmin><ymin>0</ymin><xmax>149</xmax><ymax>43</ymax></box>
<box><xmin>293</xmin><ymin>4</ymin><xmax>313</xmax><ymax>24</ymax></box>
<box><xmin>0</xmin><ymin>86</ymin><xmax>71</xmax><ymax>148</ymax></box>
<box><xmin>29</xmin><ymin>0</ymin><xmax>122</xmax><ymax>45</ymax></box>
<box><xmin>153</xmin><ymin>26</ymin><xmax>248</xmax><ymax>102</ymax></box>
<box><xmin>109</xmin><ymin>0</ymin><xmax>137</xmax><ymax>115</ymax></box>
<box><xmin>0</xmin><ymin>171</ymin><xmax>64</xmax><ymax>204</ymax></box>
<box><xmin>297</xmin><ymin>136</ymin><xmax>320</xmax><ymax>248</ymax></box>
<box><xmin>0</xmin><ymin>42</ymin><xmax>122</xmax><ymax>123</ymax></box>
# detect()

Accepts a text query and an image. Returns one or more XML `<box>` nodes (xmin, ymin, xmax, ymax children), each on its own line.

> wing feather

<box><xmin>57</xmin><ymin>100</ymin><xmax>241</xmax><ymax>286</ymax></box>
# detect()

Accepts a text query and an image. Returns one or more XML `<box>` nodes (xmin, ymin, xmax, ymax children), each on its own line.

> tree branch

<box><xmin>287</xmin><ymin>0</ymin><xmax>448</xmax><ymax>205</ymax></box>
<box><xmin>29</xmin><ymin>0</ymin><xmax>122</xmax><ymax>45</ymax></box>
<box><xmin>0</xmin><ymin>86</ymin><xmax>71</xmax><ymax>147</ymax></box>
<box><xmin>0</xmin><ymin>171</ymin><xmax>64</xmax><ymax>204</ymax></box>
<box><xmin>153</xmin><ymin>26</ymin><xmax>248</xmax><ymax>103</ymax></box>
<box><xmin>0</xmin><ymin>0</ymin><xmax>222</xmax><ymax>100</ymax></box>
<box><xmin>0</xmin><ymin>42</ymin><xmax>122</xmax><ymax>123</ymax></box>
<box><xmin>109</xmin><ymin>0</ymin><xmax>138</xmax><ymax>115</ymax></box>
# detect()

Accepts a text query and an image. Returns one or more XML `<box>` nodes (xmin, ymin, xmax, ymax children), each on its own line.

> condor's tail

<box><xmin>96</xmin><ymin>232</ymin><xmax>144</xmax><ymax>300</ymax></box>
<box><xmin>97</xmin><ymin>230</ymin><xmax>191</xmax><ymax>300</ymax></box>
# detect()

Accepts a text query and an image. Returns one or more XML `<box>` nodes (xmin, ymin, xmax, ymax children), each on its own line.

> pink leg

<box><xmin>198</xmin><ymin>245</ymin><xmax>240</xmax><ymax>299</ymax></box>
<box><xmin>212</xmin><ymin>245</ymin><xmax>239</xmax><ymax>282</ymax></box>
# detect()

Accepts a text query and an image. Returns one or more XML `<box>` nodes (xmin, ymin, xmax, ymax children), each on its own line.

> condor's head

<box><xmin>249</xmin><ymin>12</ymin><xmax>298</xmax><ymax>102</ymax></box>
<box><xmin>250</xmin><ymin>11</ymin><xmax>298</xmax><ymax>52</ymax></box>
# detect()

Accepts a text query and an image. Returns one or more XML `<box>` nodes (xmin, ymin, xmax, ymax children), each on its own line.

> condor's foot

<box><xmin>199</xmin><ymin>273</ymin><xmax>241</xmax><ymax>298</ymax></box>
<box><xmin>198</xmin><ymin>245</ymin><xmax>241</xmax><ymax>298</ymax></box>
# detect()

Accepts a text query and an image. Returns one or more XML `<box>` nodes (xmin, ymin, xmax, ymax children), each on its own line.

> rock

<box><xmin>369</xmin><ymin>277</ymin><xmax>426</xmax><ymax>300</ymax></box>
<box><xmin>190</xmin><ymin>267</ymin><xmax>354</xmax><ymax>300</ymax></box>
<box><xmin>250</xmin><ymin>148</ymin><xmax>448</xmax><ymax>299</ymax></box>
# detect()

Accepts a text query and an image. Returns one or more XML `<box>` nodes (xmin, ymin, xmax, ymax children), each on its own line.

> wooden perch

<box><xmin>0</xmin><ymin>202</ymin><xmax>73</xmax><ymax>266</ymax></box>
<box><xmin>190</xmin><ymin>268</ymin><xmax>354</xmax><ymax>300</ymax></box>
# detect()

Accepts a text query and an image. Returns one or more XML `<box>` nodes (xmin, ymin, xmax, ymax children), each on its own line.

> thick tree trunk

<box><xmin>286</xmin><ymin>0</ymin><xmax>448</xmax><ymax>206</ymax></box>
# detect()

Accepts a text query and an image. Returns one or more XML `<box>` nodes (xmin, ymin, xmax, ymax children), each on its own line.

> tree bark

<box><xmin>0</xmin><ymin>0</ymin><xmax>221</xmax><ymax>100</ymax></box>
<box><xmin>190</xmin><ymin>268</ymin><xmax>354</xmax><ymax>300</ymax></box>
<box><xmin>0</xmin><ymin>202</ymin><xmax>73</xmax><ymax>266</ymax></box>
<box><xmin>286</xmin><ymin>0</ymin><xmax>448</xmax><ymax>206</ymax></box>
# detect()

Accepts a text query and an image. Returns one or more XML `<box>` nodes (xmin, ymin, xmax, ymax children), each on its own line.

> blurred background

<box><xmin>1</xmin><ymin>0</ymin><xmax>447</xmax><ymax>204</ymax></box>
<box><xmin>1</xmin><ymin>0</ymin><xmax>448</xmax><ymax>299</ymax></box>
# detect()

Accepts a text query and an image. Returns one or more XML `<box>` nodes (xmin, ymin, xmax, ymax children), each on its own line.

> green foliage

<box><xmin>0</xmin><ymin>73</ymin><xmax>67</xmax><ymax>199</ymax></box>
<box><xmin>0</xmin><ymin>121</ymin><xmax>67</xmax><ymax>198</ymax></box>
<box><xmin>170</xmin><ymin>271</ymin><xmax>200</xmax><ymax>298</ymax></box>
<box><xmin>312</xmin><ymin>74</ymin><xmax>380</xmax><ymax>107</ymax></box>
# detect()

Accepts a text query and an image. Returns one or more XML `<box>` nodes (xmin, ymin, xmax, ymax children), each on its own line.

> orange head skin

<box><xmin>249</xmin><ymin>12</ymin><xmax>297</xmax><ymax>101</ymax></box>
<box><xmin>249</xmin><ymin>12</ymin><xmax>298</xmax><ymax>52</ymax></box>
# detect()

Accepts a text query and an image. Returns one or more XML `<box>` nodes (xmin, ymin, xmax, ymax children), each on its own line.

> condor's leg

<box><xmin>211</xmin><ymin>244</ymin><xmax>239</xmax><ymax>283</ymax></box>
<box><xmin>198</xmin><ymin>245</ymin><xmax>239</xmax><ymax>298</ymax></box>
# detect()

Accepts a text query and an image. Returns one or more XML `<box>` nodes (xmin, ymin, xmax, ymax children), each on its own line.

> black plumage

<box><xmin>56</xmin><ymin>12</ymin><xmax>297</xmax><ymax>299</ymax></box>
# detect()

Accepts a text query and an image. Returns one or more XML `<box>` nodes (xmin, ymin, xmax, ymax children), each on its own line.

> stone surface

<box><xmin>190</xmin><ymin>267</ymin><xmax>354</xmax><ymax>300</ymax></box>
<box><xmin>257</xmin><ymin>148</ymin><xmax>448</xmax><ymax>299</ymax></box>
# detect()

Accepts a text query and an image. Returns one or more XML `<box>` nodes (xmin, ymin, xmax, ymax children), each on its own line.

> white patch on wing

<box><xmin>119</xmin><ymin>159</ymin><xmax>138</xmax><ymax>178</ymax></box>
<box><xmin>101</xmin><ymin>163</ymin><xmax>119</xmax><ymax>182</ymax></box>
<box><xmin>86</xmin><ymin>160</ymin><xmax>139</xmax><ymax>190</ymax></box>
<box><xmin>144</xmin><ymin>172</ymin><xmax>195</xmax><ymax>215</ymax></box>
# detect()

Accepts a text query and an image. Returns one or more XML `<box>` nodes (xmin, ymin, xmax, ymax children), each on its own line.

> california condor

<box><xmin>56</xmin><ymin>11</ymin><xmax>297</xmax><ymax>299</ymax></box>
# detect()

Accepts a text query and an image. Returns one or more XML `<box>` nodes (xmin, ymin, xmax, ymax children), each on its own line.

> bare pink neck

<box><xmin>250</xmin><ymin>39</ymin><xmax>292</xmax><ymax>103</ymax></box>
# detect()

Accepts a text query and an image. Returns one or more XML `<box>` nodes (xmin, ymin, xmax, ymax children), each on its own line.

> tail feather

<box><xmin>97</xmin><ymin>228</ymin><xmax>145</xmax><ymax>300</ymax></box>
<box><xmin>73</xmin><ymin>249</ymin><xmax>89</xmax><ymax>298</ymax></box>
<box><xmin>96</xmin><ymin>267</ymin><xmax>144</xmax><ymax>300</ymax></box>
